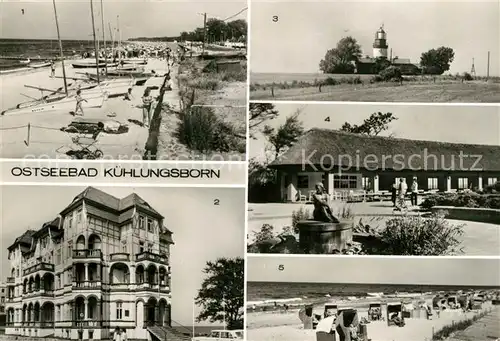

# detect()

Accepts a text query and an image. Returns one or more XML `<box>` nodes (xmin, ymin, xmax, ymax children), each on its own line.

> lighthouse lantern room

<box><xmin>373</xmin><ymin>25</ymin><xmax>388</xmax><ymax>58</ymax></box>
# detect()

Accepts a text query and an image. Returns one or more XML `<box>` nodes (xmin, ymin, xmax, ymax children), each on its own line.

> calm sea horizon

<box><xmin>247</xmin><ymin>281</ymin><xmax>499</xmax><ymax>302</ymax></box>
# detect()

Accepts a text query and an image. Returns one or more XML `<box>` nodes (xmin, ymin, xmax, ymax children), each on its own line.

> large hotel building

<box><xmin>4</xmin><ymin>187</ymin><xmax>183</xmax><ymax>340</ymax></box>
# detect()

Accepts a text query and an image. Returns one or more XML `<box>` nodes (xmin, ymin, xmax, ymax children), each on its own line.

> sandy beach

<box><xmin>0</xmin><ymin>46</ymin><xmax>175</xmax><ymax>159</ymax></box>
<box><xmin>247</xmin><ymin>304</ymin><xmax>497</xmax><ymax>341</ymax></box>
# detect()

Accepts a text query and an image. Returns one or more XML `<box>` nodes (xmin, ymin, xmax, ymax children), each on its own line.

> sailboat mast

<box><xmin>108</xmin><ymin>23</ymin><xmax>114</xmax><ymax>59</ymax></box>
<box><xmin>52</xmin><ymin>0</ymin><xmax>68</xmax><ymax>95</ymax></box>
<box><xmin>90</xmin><ymin>0</ymin><xmax>100</xmax><ymax>83</ymax></box>
<box><xmin>100</xmin><ymin>0</ymin><xmax>107</xmax><ymax>75</ymax></box>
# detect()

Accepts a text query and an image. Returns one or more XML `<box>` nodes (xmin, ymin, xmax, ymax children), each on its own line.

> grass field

<box><xmin>250</xmin><ymin>73</ymin><xmax>500</xmax><ymax>103</ymax></box>
<box><xmin>251</xmin><ymin>72</ymin><xmax>374</xmax><ymax>84</ymax></box>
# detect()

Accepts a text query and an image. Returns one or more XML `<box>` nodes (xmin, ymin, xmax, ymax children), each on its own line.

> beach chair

<box><xmin>368</xmin><ymin>303</ymin><xmax>382</xmax><ymax>321</ymax></box>
<box><xmin>324</xmin><ymin>304</ymin><xmax>338</xmax><ymax>318</ymax></box>
<box><xmin>335</xmin><ymin>308</ymin><xmax>360</xmax><ymax>341</ymax></box>
<box><xmin>386</xmin><ymin>302</ymin><xmax>404</xmax><ymax>327</ymax></box>
<box><xmin>299</xmin><ymin>305</ymin><xmax>315</xmax><ymax>330</ymax></box>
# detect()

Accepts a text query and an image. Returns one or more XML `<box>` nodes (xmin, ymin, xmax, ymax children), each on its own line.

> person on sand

<box><xmin>390</xmin><ymin>312</ymin><xmax>405</xmax><ymax>327</ymax></box>
<box><xmin>123</xmin><ymin>88</ymin><xmax>133</xmax><ymax>101</ymax></box>
<box><xmin>141</xmin><ymin>88</ymin><xmax>154</xmax><ymax>127</ymax></box>
<box><xmin>312</xmin><ymin>183</ymin><xmax>340</xmax><ymax>223</ymax></box>
<box><xmin>348</xmin><ymin>324</ymin><xmax>359</xmax><ymax>340</ymax></box>
<box><xmin>74</xmin><ymin>90</ymin><xmax>87</xmax><ymax>116</ymax></box>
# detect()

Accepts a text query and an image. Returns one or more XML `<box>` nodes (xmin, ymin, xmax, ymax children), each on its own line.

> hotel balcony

<box><xmin>17</xmin><ymin>321</ymin><xmax>55</xmax><ymax>328</ymax></box>
<box><xmin>72</xmin><ymin>280</ymin><xmax>102</xmax><ymax>290</ymax></box>
<box><xmin>135</xmin><ymin>281</ymin><xmax>170</xmax><ymax>293</ymax></box>
<box><xmin>23</xmin><ymin>262</ymin><xmax>55</xmax><ymax>276</ymax></box>
<box><xmin>73</xmin><ymin>249</ymin><xmax>102</xmax><ymax>259</ymax></box>
<box><xmin>22</xmin><ymin>288</ymin><xmax>55</xmax><ymax>298</ymax></box>
<box><xmin>109</xmin><ymin>253</ymin><xmax>130</xmax><ymax>262</ymax></box>
<box><xmin>135</xmin><ymin>251</ymin><xmax>168</xmax><ymax>264</ymax></box>
<box><xmin>7</xmin><ymin>277</ymin><xmax>15</xmax><ymax>284</ymax></box>
<box><xmin>73</xmin><ymin>320</ymin><xmax>102</xmax><ymax>328</ymax></box>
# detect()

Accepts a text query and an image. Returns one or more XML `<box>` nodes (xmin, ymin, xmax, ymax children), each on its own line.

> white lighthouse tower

<box><xmin>373</xmin><ymin>25</ymin><xmax>388</xmax><ymax>58</ymax></box>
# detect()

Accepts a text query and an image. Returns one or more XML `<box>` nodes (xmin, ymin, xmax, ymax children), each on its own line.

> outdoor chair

<box><xmin>298</xmin><ymin>191</ymin><xmax>307</xmax><ymax>202</ymax></box>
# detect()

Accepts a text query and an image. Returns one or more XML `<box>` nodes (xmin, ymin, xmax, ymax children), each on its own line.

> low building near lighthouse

<box><xmin>355</xmin><ymin>26</ymin><xmax>421</xmax><ymax>75</ymax></box>
<box><xmin>268</xmin><ymin>129</ymin><xmax>500</xmax><ymax>202</ymax></box>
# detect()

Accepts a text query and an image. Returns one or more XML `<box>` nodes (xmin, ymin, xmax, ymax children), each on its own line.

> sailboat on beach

<box><xmin>1</xmin><ymin>0</ymin><xmax>107</xmax><ymax>116</ymax></box>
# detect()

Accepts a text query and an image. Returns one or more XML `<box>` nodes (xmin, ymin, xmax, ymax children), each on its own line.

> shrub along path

<box><xmin>248</xmin><ymin>202</ymin><xmax>500</xmax><ymax>256</ymax></box>
<box><xmin>155</xmin><ymin>58</ymin><xmax>246</xmax><ymax>160</ymax></box>
<box><xmin>446</xmin><ymin>306</ymin><xmax>499</xmax><ymax>341</ymax></box>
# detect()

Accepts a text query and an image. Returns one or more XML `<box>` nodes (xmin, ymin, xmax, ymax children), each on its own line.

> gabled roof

<box><xmin>120</xmin><ymin>193</ymin><xmax>162</xmax><ymax>217</ymax></box>
<box><xmin>8</xmin><ymin>230</ymin><xmax>36</xmax><ymax>251</ymax></box>
<box><xmin>33</xmin><ymin>217</ymin><xmax>61</xmax><ymax>238</ymax></box>
<box><xmin>68</xmin><ymin>186</ymin><xmax>121</xmax><ymax>211</ymax></box>
<box><xmin>61</xmin><ymin>187</ymin><xmax>163</xmax><ymax>219</ymax></box>
<box><xmin>270</xmin><ymin>128</ymin><xmax>500</xmax><ymax>171</ymax></box>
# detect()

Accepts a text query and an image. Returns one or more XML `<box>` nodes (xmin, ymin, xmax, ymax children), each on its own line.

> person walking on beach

<box><xmin>141</xmin><ymin>88</ymin><xmax>153</xmax><ymax>127</ymax></box>
<box><xmin>410</xmin><ymin>177</ymin><xmax>419</xmax><ymax>206</ymax></box>
<box><xmin>74</xmin><ymin>90</ymin><xmax>87</xmax><ymax>116</ymax></box>
<box><xmin>50</xmin><ymin>60</ymin><xmax>55</xmax><ymax>78</ymax></box>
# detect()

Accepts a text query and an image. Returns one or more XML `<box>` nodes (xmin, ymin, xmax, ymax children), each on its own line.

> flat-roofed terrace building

<box><xmin>269</xmin><ymin>129</ymin><xmax>500</xmax><ymax>202</ymax></box>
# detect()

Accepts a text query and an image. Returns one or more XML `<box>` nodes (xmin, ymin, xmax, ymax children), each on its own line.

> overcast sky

<box><xmin>250</xmin><ymin>0</ymin><xmax>499</xmax><ymax>76</ymax></box>
<box><xmin>250</xmin><ymin>103</ymin><xmax>500</xmax><ymax>161</ymax></box>
<box><xmin>247</xmin><ymin>256</ymin><xmax>500</xmax><ymax>286</ymax></box>
<box><xmin>0</xmin><ymin>185</ymin><xmax>245</xmax><ymax>327</ymax></box>
<box><xmin>0</xmin><ymin>0</ymin><xmax>247</xmax><ymax>40</ymax></box>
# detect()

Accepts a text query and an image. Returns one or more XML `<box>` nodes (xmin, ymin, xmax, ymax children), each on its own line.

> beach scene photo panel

<box><xmin>246</xmin><ymin>256</ymin><xmax>500</xmax><ymax>341</ymax></box>
<box><xmin>0</xmin><ymin>0</ymin><xmax>248</xmax><ymax>160</ymax></box>
<box><xmin>248</xmin><ymin>102</ymin><xmax>500</xmax><ymax>256</ymax></box>
<box><xmin>249</xmin><ymin>0</ymin><xmax>500</xmax><ymax>102</ymax></box>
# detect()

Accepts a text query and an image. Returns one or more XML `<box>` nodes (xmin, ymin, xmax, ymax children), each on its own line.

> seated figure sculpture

<box><xmin>312</xmin><ymin>183</ymin><xmax>340</xmax><ymax>223</ymax></box>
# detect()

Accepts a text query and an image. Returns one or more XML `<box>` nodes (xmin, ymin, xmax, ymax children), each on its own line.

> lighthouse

<box><xmin>373</xmin><ymin>25</ymin><xmax>388</xmax><ymax>58</ymax></box>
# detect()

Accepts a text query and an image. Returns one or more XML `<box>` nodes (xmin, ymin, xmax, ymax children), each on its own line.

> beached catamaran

<box><xmin>1</xmin><ymin>0</ymin><xmax>107</xmax><ymax>116</ymax></box>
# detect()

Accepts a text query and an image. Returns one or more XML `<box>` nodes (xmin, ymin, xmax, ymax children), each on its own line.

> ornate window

<box><xmin>116</xmin><ymin>302</ymin><xmax>123</xmax><ymax>320</ymax></box>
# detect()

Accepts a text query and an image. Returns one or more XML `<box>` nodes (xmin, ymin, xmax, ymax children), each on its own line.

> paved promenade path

<box><xmin>447</xmin><ymin>307</ymin><xmax>500</xmax><ymax>341</ymax></box>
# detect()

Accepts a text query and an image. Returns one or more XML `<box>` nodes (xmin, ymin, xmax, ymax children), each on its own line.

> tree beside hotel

<box><xmin>195</xmin><ymin>257</ymin><xmax>244</xmax><ymax>330</ymax></box>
